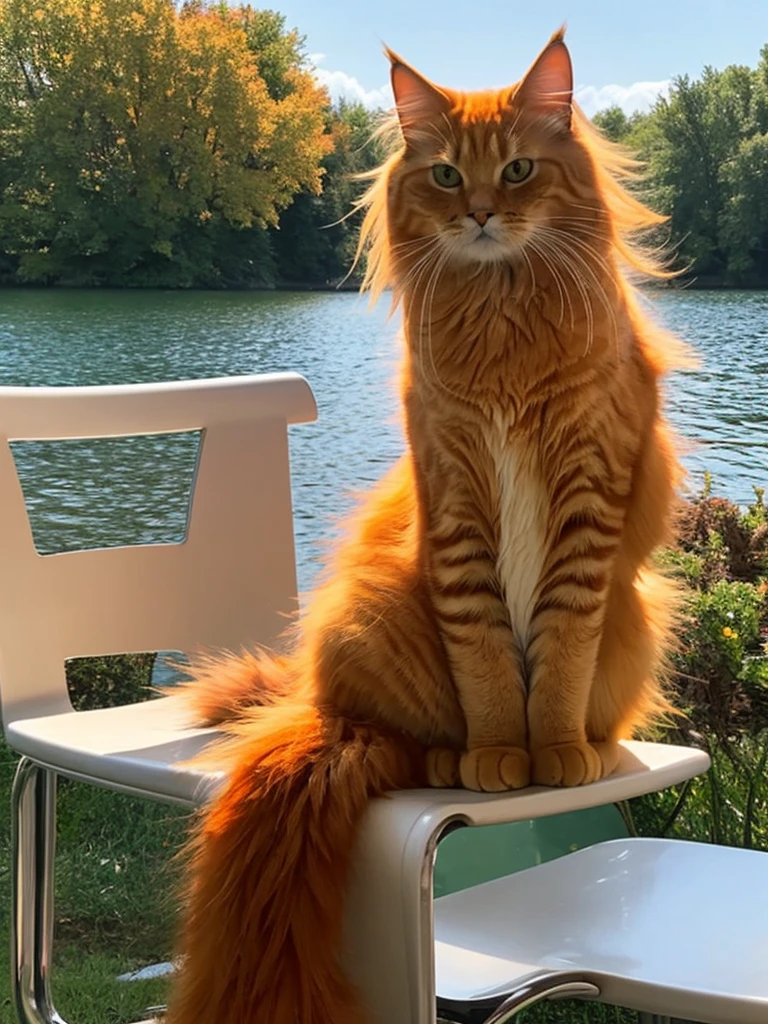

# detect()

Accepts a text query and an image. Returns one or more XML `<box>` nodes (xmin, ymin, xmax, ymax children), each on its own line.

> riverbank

<box><xmin>2</xmin><ymin>274</ymin><xmax>767</xmax><ymax>292</ymax></box>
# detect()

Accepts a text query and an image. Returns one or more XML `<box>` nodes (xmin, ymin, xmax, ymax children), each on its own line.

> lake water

<box><xmin>0</xmin><ymin>287</ymin><xmax>766</xmax><ymax>596</ymax></box>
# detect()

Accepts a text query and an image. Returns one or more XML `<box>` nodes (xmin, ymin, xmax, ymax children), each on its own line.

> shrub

<box><xmin>665</xmin><ymin>483</ymin><xmax>768</xmax><ymax>740</ymax></box>
<box><xmin>66</xmin><ymin>654</ymin><xmax>157</xmax><ymax>711</ymax></box>
<box><xmin>629</xmin><ymin>482</ymin><xmax>768</xmax><ymax>854</ymax></box>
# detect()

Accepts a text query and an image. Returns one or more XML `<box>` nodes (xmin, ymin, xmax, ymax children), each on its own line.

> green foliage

<box><xmin>664</xmin><ymin>487</ymin><xmax>768</xmax><ymax>737</ymax></box>
<box><xmin>596</xmin><ymin>45</ymin><xmax>768</xmax><ymax>284</ymax></box>
<box><xmin>0</xmin><ymin>0</ymin><xmax>330</xmax><ymax>287</ymax></box>
<box><xmin>66</xmin><ymin>654</ymin><xmax>157</xmax><ymax>710</ymax></box>
<box><xmin>590</xmin><ymin>105</ymin><xmax>643</xmax><ymax>143</ymax></box>
<box><xmin>271</xmin><ymin>100</ymin><xmax>386</xmax><ymax>285</ymax></box>
<box><xmin>632</xmin><ymin>485</ymin><xmax>768</xmax><ymax>860</ymax></box>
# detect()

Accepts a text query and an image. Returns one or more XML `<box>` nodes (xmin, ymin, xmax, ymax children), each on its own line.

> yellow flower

<box><xmin>722</xmin><ymin>626</ymin><xmax>738</xmax><ymax>639</ymax></box>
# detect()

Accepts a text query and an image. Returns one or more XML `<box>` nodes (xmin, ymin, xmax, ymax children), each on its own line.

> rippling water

<box><xmin>654</xmin><ymin>290</ymin><xmax>768</xmax><ymax>506</ymax></box>
<box><xmin>0</xmin><ymin>287</ymin><xmax>765</xmax><ymax>594</ymax></box>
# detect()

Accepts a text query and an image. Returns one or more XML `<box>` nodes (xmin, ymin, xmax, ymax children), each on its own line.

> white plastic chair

<box><xmin>0</xmin><ymin>374</ymin><xmax>317</xmax><ymax>1024</ymax></box>
<box><xmin>343</xmin><ymin>751</ymin><xmax>768</xmax><ymax>1024</ymax></box>
<box><xmin>0</xmin><ymin>374</ymin><xmax>755</xmax><ymax>1024</ymax></box>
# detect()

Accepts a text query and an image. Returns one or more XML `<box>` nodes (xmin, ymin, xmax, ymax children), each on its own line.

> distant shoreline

<box><xmin>1</xmin><ymin>277</ymin><xmax>767</xmax><ymax>293</ymax></box>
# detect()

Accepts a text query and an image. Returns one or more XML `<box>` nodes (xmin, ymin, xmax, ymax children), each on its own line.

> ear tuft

<box><xmin>517</xmin><ymin>34</ymin><xmax>573</xmax><ymax>129</ymax></box>
<box><xmin>548</xmin><ymin>24</ymin><xmax>567</xmax><ymax>45</ymax></box>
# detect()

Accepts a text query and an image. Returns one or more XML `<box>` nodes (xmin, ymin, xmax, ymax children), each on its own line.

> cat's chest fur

<box><xmin>483</xmin><ymin>415</ymin><xmax>548</xmax><ymax>648</ymax></box>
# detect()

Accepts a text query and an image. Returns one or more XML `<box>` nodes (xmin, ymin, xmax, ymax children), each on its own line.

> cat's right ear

<box><xmin>385</xmin><ymin>47</ymin><xmax>451</xmax><ymax>143</ymax></box>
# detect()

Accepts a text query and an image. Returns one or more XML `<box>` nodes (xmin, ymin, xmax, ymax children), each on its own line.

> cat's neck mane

<box><xmin>400</xmin><ymin>257</ymin><xmax>622</xmax><ymax>386</ymax></box>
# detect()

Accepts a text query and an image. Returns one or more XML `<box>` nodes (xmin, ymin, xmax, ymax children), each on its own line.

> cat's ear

<box><xmin>516</xmin><ymin>28</ymin><xmax>573</xmax><ymax>130</ymax></box>
<box><xmin>385</xmin><ymin>47</ymin><xmax>451</xmax><ymax>143</ymax></box>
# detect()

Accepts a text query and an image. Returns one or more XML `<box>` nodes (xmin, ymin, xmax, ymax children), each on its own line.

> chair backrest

<box><xmin>0</xmin><ymin>374</ymin><xmax>317</xmax><ymax>727</ymax></box>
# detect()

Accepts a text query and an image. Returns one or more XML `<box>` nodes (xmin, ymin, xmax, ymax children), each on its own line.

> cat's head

<box><xmin>355</xmin><ymin>31</ymin><xmax>666</xmax><ymax>303</ymax></box>
<box><xmin>358</xmin><ymin>33</ymin><xmax>671</xmax><ymax>307</ymax></box>
<box><xmin>385</xmin><ymin>30</ymin><xmax>597</xmax><ymax>270</ymax></box>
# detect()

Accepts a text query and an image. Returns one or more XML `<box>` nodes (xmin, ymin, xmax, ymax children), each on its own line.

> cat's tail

<box><xmin>165</xmin><ymin>702</ymin><xmax>422</xmax><ymax>1024</ymax></box>
<box><xmin>172</xmin><ymin>648</ymin><xmax>294</xmax><ymax>726</ymax></box>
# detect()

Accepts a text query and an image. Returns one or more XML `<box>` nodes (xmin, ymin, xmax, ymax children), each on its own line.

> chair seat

<box><xmin>435</xmin><ymin>837</ymin><xmax>768</xmax><ymax>1024</ymax></box>
<box><xmin>8</xmin><ymin>704</ymin><xmax>710</xmax><ymax>817</ymax></box>
<box><xmin>6</xmin><ymin>695</ymin><xmax>223</xmax><ymax>805</ymax></box>
<box><xmin>8</xmin><ymin>707</ymin><xmax>709</xmax><ymax>819</ymax></box>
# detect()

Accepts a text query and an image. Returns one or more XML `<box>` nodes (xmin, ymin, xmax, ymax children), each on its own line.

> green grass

<box><xmin>0</xmin><ymin>737</ymin><xmax>191</xmax><ymax>1024</ymax></box>
<box><xmin>2</xmin><ymin>729</ymin><xmax>766</xmax><ymax>1024</ymax></box>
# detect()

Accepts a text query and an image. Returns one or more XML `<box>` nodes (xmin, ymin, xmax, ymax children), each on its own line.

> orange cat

<box><xmin>166</xmin><ymin>30</ymin><xmax>690</xmax><ymax>1024</ymax></box>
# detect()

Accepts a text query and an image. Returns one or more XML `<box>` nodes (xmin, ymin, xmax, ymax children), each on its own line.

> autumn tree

<box><xmin>0</xmin><ymin>0</ymin><xmax>329</xmax><ymax>286</ymax></box>
<box><xmin>271</xmin><ymin>100</ymin><xmax>387</xmax><ymax>285</ymax></box>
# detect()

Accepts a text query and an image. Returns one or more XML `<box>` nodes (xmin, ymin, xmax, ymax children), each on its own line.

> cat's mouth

<box><xmin>461</xmin><ymin>235</ymin><xmax>511</xmax><ymax>265</ymax></box>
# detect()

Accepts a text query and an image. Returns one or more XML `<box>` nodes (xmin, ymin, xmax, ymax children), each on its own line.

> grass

<box><xmin>0</xmin><ymin>736</ymin><xmax>192</xmax><ymax>1024</ymax></box>
<box><xmin>3</xmin><ymin>729</ymin><xmax>767</xmax><ymax>1024</ymax></box>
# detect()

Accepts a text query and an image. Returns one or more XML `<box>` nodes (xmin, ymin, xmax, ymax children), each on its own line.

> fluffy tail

<box><xmin>172</xmin><ymin>649</ymin><xmax>294</xmax><ymax>726</ymax></box>
<box><xmin>166</xmin><ymin>704</ymin><xmax>422</xmax><ymax>1024</ymax></box>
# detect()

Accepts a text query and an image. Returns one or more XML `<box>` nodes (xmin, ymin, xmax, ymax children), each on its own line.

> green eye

<box><xmin>502</xmin><ymin>158</ymin><xmax>534</xmax><ymax>184</ymax></box>
<box><xmin>432</xmin><ymin>164</ymin><xmax>462</xmax><ymax>188</ymax></box>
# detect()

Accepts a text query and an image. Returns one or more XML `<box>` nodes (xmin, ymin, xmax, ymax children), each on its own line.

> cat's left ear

<box><xmin>385</xmin><ymin>47</ymin><xmax>452</xmax><ymax>144</ymax></box>
<box><xmin>516</xmin><ymin>29</ymin><xmax>573</xmax><ymax>130</ymax></box>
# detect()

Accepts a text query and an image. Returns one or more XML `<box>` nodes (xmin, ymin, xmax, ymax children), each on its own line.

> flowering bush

<box><xmin>632</xmin><ymin>483</ymin><xmax>768</xmax><ymax>852</ymax></box>
<box><xmin>664</xmin><ymin>482</ymin><xmax>768</xmax><ymax>738</ymax></box>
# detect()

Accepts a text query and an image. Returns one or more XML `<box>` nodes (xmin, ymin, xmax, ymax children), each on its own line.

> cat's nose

<box><xmin>469</xmin><ymin>211</ymin><xmax>494</xmax><ymax>227</ymax></box>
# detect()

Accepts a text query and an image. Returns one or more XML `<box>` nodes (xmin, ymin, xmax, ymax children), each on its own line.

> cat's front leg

<box><xmin>526</xmin><ymin>528</ymin><xmax>622</xmax><ymax>787</ymax></box>
<box><xmin>429</xmin><ymin>522</ymin><xmax>530</xmax><ymax>791</ymax></box>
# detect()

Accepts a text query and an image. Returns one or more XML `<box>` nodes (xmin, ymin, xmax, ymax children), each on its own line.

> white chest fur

<box><xmin>485</xmin><ymin>423</ymin><xmax>548</xmax><ymax>648</ymax></box>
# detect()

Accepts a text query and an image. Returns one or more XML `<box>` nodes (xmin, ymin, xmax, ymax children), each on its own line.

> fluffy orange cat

<box><xmin>166</xmin><ymin>30</ymin><xmax>690</xmax><ymax>1024</ymax></box>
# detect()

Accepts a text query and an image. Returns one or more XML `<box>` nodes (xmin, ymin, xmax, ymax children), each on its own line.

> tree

<box><xmin>593</xmin><ymin>105</ymin><xmax>638</xmax><ymax>142</ymax></box>
<box><xmin>271</xmin><ymin>100</ymin><xmax>387</xmax><ymax>285</ymax></box>
<box><xmin>594</xmin><ymin>51</ymin><xmax>768</xmax><ymax>284</ymax></box>
<box><xmin>0</xmin><ymin>0</ymin><xmax>330</xmax><ymax>286</ymax></box>
<box><xmin>720</xmin><ymin>133</ymin><xmax>768</xmax><ymax>279</ymax></box>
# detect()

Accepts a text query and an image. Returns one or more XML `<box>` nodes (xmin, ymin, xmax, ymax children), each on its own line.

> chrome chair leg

<box><xmin>11</xmin><ymin>757</ymin><xmax>67</xmax><ymax>1024</ymax></box>
<box><xmin>436</xmin><ymin>971</ymin><xmax>601</xmax><ymax>1023</ymax></box>
<box><xmin>480</xmin><ymin>972</ymin><xmax>600</xmax><ymax>1023</ymax></box>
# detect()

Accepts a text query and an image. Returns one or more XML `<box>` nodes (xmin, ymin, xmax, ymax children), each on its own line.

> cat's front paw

<box><xmin>425</xmin><ymin>747</ymin><xmax>461</xmax><ymax>787</ymax></box>
<box><xmin>460</xmin><ymin>746</ymin><xmax>531</xmax><ymax>792</ymax></box>
<box><xmin>531</xmin><ymin>741</ymin><xmax>619</xmax><ymax>787</ymax></box>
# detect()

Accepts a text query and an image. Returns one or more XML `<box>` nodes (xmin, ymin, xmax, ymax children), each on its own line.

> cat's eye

<box><xmin>502</xmin><ymin>158</ymin><xmax>534</xmax><ymax>184</ymax></box>
<box><xmin>432</xmin><ymin>164</ymin><xmax>463</xmax><ymax>189</ymax></box>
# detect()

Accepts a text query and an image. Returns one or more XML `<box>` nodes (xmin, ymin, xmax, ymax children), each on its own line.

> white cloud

<box><xmin>575</xmin><ymin>80</ymin><xmax>670</xmax><ymax>118</ymax></box>
<box><xmin>314</xmin><ymin>68</ymin><xmax>393</xmax><ymax>109</ymax></box>
<box><xmin>310</xmin><ymin>56</ymin><xmax>669</xmax><ymax>119</ymax></box>
<box><xmin>311</xmin><ymin>55</ymin><xmax>392</xmax><ymax>110</ymax></box>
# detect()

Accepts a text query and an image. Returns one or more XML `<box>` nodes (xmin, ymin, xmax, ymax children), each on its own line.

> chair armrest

<box><xmin>343</xmin><ymin>740</ymin><xmax>709</xmax><ymax>1024</ymax></box>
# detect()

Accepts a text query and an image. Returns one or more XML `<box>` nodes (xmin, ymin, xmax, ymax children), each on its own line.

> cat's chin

<box><xmin>450</xmin><ymin>235</ymin><xmax>516</xmax><ymax>267</ymax></box>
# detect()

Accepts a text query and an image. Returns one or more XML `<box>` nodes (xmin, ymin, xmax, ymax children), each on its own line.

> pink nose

<box><xmin>470</xmin><ymin>211</ymin><xmax>494</xmax><ymax>227</ymax></box>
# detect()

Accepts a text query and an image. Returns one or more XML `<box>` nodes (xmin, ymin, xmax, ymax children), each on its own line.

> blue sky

<box><xmin>266</xmin><ymin>0</ymin><xmax>768</xmax><ymax>116</ymax></box>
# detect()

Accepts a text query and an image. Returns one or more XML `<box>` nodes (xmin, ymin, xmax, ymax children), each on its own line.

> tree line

<box><xmin>594</xmin><ymin>46</ymin><xmax>768</xmax><ymax>286</ymax></box>
<box><xmin>0</xmin><ymin>0</ymin><xmax>384</xmax><ymax>288</ymax></box>
<box><xmin>1</xmin><ymin>0</ymin><xmax>767</xmax><ymax>288</ymax></box>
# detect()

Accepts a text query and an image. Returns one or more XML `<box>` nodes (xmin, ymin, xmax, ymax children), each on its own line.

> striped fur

<box><xmin>166</xmin><ymin>31</ymin><xmax>693</xmax><ymax>1024</ymax></box>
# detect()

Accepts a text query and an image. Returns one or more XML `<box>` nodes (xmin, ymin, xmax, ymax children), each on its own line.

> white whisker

<box><xmin>536</xmin><ymin>227</ymin><xmax>618</xmax><ymax>354</ymax></box>
<box><xmin>534</xmin><ymin>234</ymin><xmax>595</xmax><ymax>352</ymax></box>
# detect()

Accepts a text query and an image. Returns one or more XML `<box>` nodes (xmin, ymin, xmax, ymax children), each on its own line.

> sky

<box><xmin>263</xmin><ymin>0</ymin><xmax>768</xmax><ymax>117</ymax></box>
